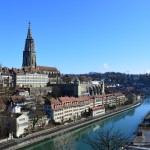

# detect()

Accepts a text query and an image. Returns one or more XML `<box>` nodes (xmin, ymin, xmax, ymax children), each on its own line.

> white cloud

<box><xmin>145</xmin><ymin>69</ymin><xmax>150</xmax><ymax>74</ymax></box>
<box><xmin>103</xmin><ymin>63</ymin><xmax>109</xmax><ymax>70</ymax></box>
<box><xmin>126</xmin><ymin>70</ymin><xmax>131</xmax><ymax>74</ymax></box>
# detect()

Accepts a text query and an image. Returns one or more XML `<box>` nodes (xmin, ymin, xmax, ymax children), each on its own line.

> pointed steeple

<box><xmin>24</xmin><ymin>21</ymin><xmax>35</xmax><ymax>52</ymax></box>
<box><xmin>27</xmin><ymin>21</ymin><xmax>32</xmax><ymax>39</ymax></box>
<box><xmin>22</xmin><ymin>22</ymin><xmax>36</xmax><ymax>68</ymax></box>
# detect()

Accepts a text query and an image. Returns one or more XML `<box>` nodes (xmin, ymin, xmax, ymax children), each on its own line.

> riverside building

<box><xmin>44</xmin><ymin>93</ymin><xmax>126</xmax><ymax>123</ymax></box>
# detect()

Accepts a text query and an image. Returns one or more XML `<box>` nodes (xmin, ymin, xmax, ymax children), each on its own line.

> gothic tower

<box><xmin>22</xmin><ymin>22</ymin><xmax>36</xmax><ymax>68</ymax></box>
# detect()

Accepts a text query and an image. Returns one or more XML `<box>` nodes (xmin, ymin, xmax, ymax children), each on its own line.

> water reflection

<box><xmin>92</xmin><ymin>124</ymin><xmax>100</xmax><ymax>132</ymax></box>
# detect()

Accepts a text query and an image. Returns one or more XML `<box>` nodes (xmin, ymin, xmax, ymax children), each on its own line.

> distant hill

<box><xmin>88</xmin><ymin>72</ymin><xmax>100</xmax><ymax>75</ymax></box>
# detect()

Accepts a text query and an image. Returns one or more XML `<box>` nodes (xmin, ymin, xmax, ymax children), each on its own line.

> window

<box><xmin>19</xmin><ymin>118</ymin><xmax>25</xmax><ymax>121</ymax></box>
<box><xmin>18</xmin><ymin>122</ymin><xmax>28</xmax><ymax>127</ymax></box>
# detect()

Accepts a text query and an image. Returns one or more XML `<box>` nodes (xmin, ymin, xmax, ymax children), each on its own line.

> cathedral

<box><xmin>0</xmin><ymin>23</ymin><xmax>60</xmax><ymax>88</ymax></box>
<box><xmin>22</xmin><ymin>22</ymin><xmax>36</xmax><ymax>68</ymax></box>
<box><xmin>20</xmin><ymin>22</ymin><xmax>61</xmax><ymax>86</ymax></box>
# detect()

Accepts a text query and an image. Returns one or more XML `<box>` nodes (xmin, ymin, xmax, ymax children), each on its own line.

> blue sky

<box><xmin>0</xmin><ymin>0</ymin><xmax>150</xmax><ymax>74</ymax></box>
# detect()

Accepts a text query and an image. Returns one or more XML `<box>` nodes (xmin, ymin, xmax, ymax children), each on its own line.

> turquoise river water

<box><xmin>22</xmin><ymin>97</ymin><xmax>150</xmax><ymax>150</ymax></box>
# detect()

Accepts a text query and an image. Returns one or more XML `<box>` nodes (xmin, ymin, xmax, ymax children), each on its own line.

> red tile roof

<box><xmin>47</xmin><ymin>92</ymin><xmax>125</xmax><ymax>111</ymax></box>
<box><xmin>12</xmin><ymin>68</ymin><xmax>24</xmax><ymax>74</ymax></box>
<box><xmin>2</xmin><ymin>67</ymin><xmax>11</xmax><ymax>75</ymax></box>
<box><xmin>59</xmin><ymin>97</ymin><xmax>77</xmax><ymax>103</ymax></box>
<box><xmin>1</xmin><ymin>65</ymin><xmax>59</xmax><ymax>75</ymax></box>
<box><xmin>50</xmin><ymin>99</ymin><xmax>62</xmax><ymax>105</ymax></box>
<box><xmin>49</xmin><ymin>99</ymin><xmax>63</xmax><ymax>110</ymax></box>
<box><xmin>37</xmin><ymin>66</ymin><xmax>58</xmax><ymax>72</ymax></box>
<box><xmin>92</xmin><ymin>106</ymin><xmax>105</xmax><ymax>111</ymax></box>
<box><xmin>58</xmin><ymin>96</ymin><xmax>91</xmax><ymax>103</ymax></box>
<box><xmin>10</xmin><ymin>96</ymin><xmax>26</xmax><ymax>102</ymax></box>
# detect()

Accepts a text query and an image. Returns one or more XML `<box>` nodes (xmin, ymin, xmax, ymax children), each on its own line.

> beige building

<box><xmin>92</xmin><ymin>106</ymin><xmax>105</xmax><ymax>117</ymax></box>
<box><xmin>16</xmin><ymin>73</ymin><xmax>49</xmax><ymax>88</ymax></box>
<box><xmin>50</xmin><ymin>78</ymin><xmax>105</xmax><ymax>97</ymax></box>
<box><xmin>13</xmin><ymin>113</ymin><xmax>29</xmax><ymax>138</ymax></box>
<box><xmin>74</xmin><ymin>78</ymin><xmax>105</xmax><ymax>97</ymax></box>
<box><xmin>0</xmin><ymin>74</ymin><xmax>13</xmax><ymax>88</ymax></box>
<box><xmin>45</xmin><ymin>92</ymin><xmax>126</xmax><ymax>123</ymax></box>
<box><xmin>0</xmin><ymin>113</ymin><xmax>29</xmax><ymax>138</ymax></box>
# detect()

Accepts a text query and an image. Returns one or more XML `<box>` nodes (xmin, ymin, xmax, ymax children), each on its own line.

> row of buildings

<box><xmin>44</xmin><ymin>93</ymin><xmax>126</xmax><ymax>122</ymax></box>
<box><xmin>0</xmin><ymin>92</ymin><xmax>126</xmax><ymax>139</ymax></box>
<box><xmin>0</xmin><ymin>66</ymin><xmax>60</xmax><ymax>88</ymax></box>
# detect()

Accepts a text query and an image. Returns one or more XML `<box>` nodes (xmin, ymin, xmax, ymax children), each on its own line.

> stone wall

<box><xmin>50</xmin><ymin>84</ymin><xmax>74</xmax><ymax>97</ymax></box>
<box><xmin>30</xmin><ymin>87</ymin><xmax>52</xmax><ymax>96</ymax></box>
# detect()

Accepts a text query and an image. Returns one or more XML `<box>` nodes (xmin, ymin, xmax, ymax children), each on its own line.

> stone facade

<box><xmin>22</xmin><ymin>22</ymin><xmax>36</xmax><ymax>68</ymax></box>
<box><xmin>50</xmin><ymin>78</ymin><xmax>105</xmax><ymax>97</ymax></box>
<box><xmin>30</xmin><ymin>87</ymin><xmax>52</xmax><ymax>96</ymax></box>
<box><xmin>74</xmin><ymin>79</ymin><xmax>105</xmax><ymax>97</ymax></box>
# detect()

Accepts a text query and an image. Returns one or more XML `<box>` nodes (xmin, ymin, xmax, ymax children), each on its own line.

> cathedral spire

<box><xmin>22</xmin><ymin>22</ymin><xmax>36</xmax><ymax>68</ymax></box>
<box><xmin>27</xmin><ymin>21</ymin><xmax>32</xmax><ymax>39</ymax></box>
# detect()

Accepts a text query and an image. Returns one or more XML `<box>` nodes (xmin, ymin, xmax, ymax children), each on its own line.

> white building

<box><xmin>16</xmin><ymin>73</ymin><xmax>49</xmax><ymax>88</ymax></box>
<box><xmin>0</xmin><ymin>74</ymin><xmax>13</xmax><ymax>87</ymax></box>
<box><xmin>47</xmin><ymin>96</ymin><xmax>105</xmax><ymax>123</ymax></box>
<box><xmin>92</xmin><ymin>106</ymin><xmax>105</xmax><ymax>116</ymax></box>
<box><xmin>12</xmin><ymin>106</ymin><xmax>21</xmax><ymax>113</ymax></box>
<box><xmin>0</xmin><ymin>113</ymin><xmax>29</xmax><ymax>138</ymax></box>
<box><xmin>13</xmin><ymin>113</ymin><xmax>29</xmax><ymax>137</ymax></box>
<box><xmin>45</xmin><ymin>93</ymin><xmax>126</xmax><ymax>123</ymax></box>
<box><xmin>16</xmin><ymin>89</ymin><xmax>29</xmax><ymax>97</ymax></box>
<box><xmin>10</xmin><ymin>96</ymin><xmax>27</xmax><ymax>106</ymax></box>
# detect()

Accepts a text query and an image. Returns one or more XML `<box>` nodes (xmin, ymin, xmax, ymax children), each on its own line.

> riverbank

<box><xmin>0</xmin><ymin>101</ymin><xmax>142</xmax><ymax>150</ymax></box>
<box><xmin>127</xmin><ymin>110</ymin><xmax>150</xmax><ymax>149</ymax></box>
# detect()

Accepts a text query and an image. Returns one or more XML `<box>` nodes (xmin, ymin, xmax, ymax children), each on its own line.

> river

<box><xmin>21</xmin><ymin>97</ymin><xmax>150</xmax><ymax>150</ymax></box>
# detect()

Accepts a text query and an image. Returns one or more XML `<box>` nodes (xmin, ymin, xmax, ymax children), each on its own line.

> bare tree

<box><xmin>0</xmin><ymin>115</ymin><xmax>7</xmax><ymax>139</ymax></box>
<box><xmin>0</xmin><ymin>113</ymin><xmax>15</xmax><ymax>139</ymax></box>
<box><xmin>50</xmin><ymin>132</ymin><xmax>76</xmax><ymax>150</ymax></box>
<box><xmin>29</xmin><ymin>109</ymin><xmax>45</xmax><ymax>129</ymax></box>
<box><xmin>83</xmin><ymin>127</ymin><xmax>129</xmax><ymax>150</ymax></box>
